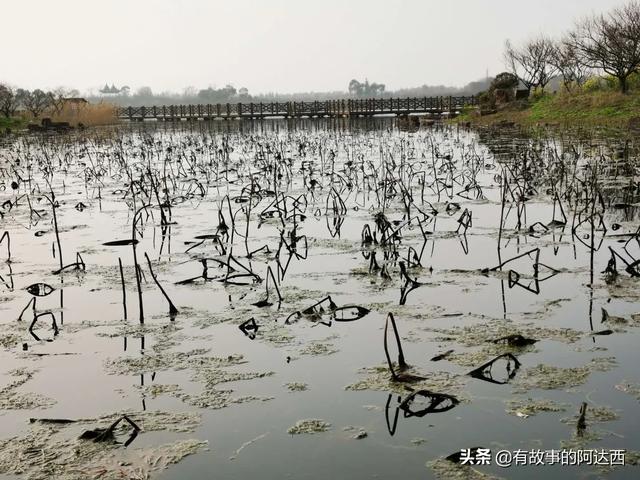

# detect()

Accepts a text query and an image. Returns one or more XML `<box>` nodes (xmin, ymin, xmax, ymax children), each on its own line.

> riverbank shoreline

<box><xmin>456</xmin><ymin>90</ymin><xmax>640</xmax><ymax>130</ymax></box>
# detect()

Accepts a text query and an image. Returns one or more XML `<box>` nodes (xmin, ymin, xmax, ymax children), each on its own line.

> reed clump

<box><xmin>51</xmin><ymin>102</ymin><xmax>119</xmax><ymax>126</ymax></box>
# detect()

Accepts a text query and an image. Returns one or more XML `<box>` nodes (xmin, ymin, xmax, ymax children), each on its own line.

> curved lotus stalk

<box><xmin>399</xmin><ymin>390</ymin><xmax>459</xmax><ymax>417</ymax></box>
<box><xmin>239</xmin><ymin>317</ymin><xmax>259</xmax><ymax>339</ymax></box>
<box><xmin>331</xmin><ymin>306</ymin><xmax>370</xmax><ymax>322</ymax></box>
<box><xmin>468</xmin><ymin>353</ymin><xmax>521</xmax><ymax>385</ymax></box>
<box><xmin>144</xmin><ymin>252</ymin><xmax>179</xmax><ymax>318</ymax></box>
<box><xmin>0</xmin><ymin>231</ymin><xmax>10</xmax><ymax>262</ymax></box>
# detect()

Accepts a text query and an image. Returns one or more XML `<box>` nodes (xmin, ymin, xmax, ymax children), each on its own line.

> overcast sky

<box><xmin>2</xmin><ymin>0</ymin><xmax>627</xmax><ymax>94</ymax></box>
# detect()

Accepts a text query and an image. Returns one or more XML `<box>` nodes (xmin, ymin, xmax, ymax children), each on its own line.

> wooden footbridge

<box><xmin>118</xmin><ymin>96</ymin><xmax>477</xmax><ymax>121</ymax></box>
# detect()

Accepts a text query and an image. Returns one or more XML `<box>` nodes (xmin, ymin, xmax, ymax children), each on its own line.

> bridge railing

<box><xmin>118</xmin><ymin>96</ymin><xmax>477</xmax><ymax>119</ymax></box>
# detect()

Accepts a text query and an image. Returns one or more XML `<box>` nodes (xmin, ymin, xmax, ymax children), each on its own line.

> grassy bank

<box><xmin>0</xmin><ymin>117</ymin><xmax>27</xmax><ymax>130</ymax></box>
<box><xmin>459</xmin><ymin>90</ymin><xmax>640</xmax><ymax>128</ymax></box>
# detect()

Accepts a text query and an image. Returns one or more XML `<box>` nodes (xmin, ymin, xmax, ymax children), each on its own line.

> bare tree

<box><xmin>14</xmin><ymin>89</ymin><xmax>30</xmax><ymax>110</ymax></box>
<box><xmin>504</xmin><ymin>36</ymin><xmax>559</xmax><ymax>92</ymax></box>
<box><xmin>551</xmin><ymin>39</ymin><xmax>591</xmax><ymax>91</ymax></box>
<box><xmin>21</xmin><ymin>89</ymin><xmax>52</xmax><ymax>118</ymax></box>
<box><xmin>569</xmin><ymin>1</ymin><xmax>640</xmax><ymax>93</ymax></box>
<box><xmin>49</xmin><ymin>87</ymin><xmax>79</xmax><ymax>116</ymax></box>
<box><xmin>0</xmin><ymin>84</ymin><xmax>19</xmax><ymax>118</ymax></box>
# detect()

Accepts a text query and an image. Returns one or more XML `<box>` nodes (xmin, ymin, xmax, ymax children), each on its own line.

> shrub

<box><xmin>582</xmin><ymin>77</ymin><xmax>605</xmax><ymax>93</ymax></box>
<box><xmin>477</xmin><ymin>90</ymin><xmax>495</xmax><ymax>109</ymax></box>
<box><xmin>490</xmin><ymin>72</ymin><xmax>519</xmax><ymax>91</ymax></box>
<box><xmin>530</xmin><ymin>87</ymin><xmax>548</xmax><ymax>101</ymax></box>
<box><xmin>627</xmin><ymin>72</ymin><xmax>640</xmax><ymax>91</ymax></box>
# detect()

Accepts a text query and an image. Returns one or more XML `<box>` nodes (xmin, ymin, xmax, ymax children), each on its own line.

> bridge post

<box><xmin>226</xmin><ymin>104</ymin><xmax>230</xmax><ymax>118</ymax></box>
<box><xmin>250</xmin><ymin>103</ymin><xmax>254</xmax><ymax>118</ymax></box>
<box><xmin>448</xmin><ymin>96</ymin><xmax>452</xmax><ymax>113</ymax></box>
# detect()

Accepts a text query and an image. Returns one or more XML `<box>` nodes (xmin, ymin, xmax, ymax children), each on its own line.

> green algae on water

<box><xmin>513</xmin><ymin>357</ymin><xmax>617</xmax><ymax>393</ymax></box>
<box><xmin>284</xmin><ymin>382</ymin><xmax>309</xmax><ymax>392</ymax></box>
<box><xmin>427</xmin><ymin>458</ymin><xmax>503</xmax><ymax>480</ymax></box>
<box><xmin>506</xmin><ymin>398</ymin><xmax>568</xmax><ymax>417</ymax></box>
<box><xmin>287</xmin><ymin>419</ymin><xmax>331</xmax><ymax>435</ymax></box>
<box><xmin>0</xmin><ymin>411</ymin><xmax>206</xmax><ymax>480</ymax></box>
<box><xmin>345</xmin><ymin>364</ymin><xmax>464</xmax><ymax>395</ymax></box>
<box><xmin>0</xmin><ymin>368</ymin><xmax>56</xmax><ymax>410</ymax></box>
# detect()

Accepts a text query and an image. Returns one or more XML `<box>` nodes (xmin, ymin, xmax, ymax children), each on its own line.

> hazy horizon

<box><xmin>2</xmin><ymin>0</ymin><xmax>627</xmax><ymax>95</ymax></box>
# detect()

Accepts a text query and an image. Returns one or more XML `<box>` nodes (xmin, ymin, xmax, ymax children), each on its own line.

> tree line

<box><xmin>504</xmin><ymin>1</ymin><xmax>640</xmax><ymax>93</ymax></box>
<box><xmin>81</xmin><ymin>77</ymin><xmax>491</xmax><ymax>108</ymax></box>
<box><xmin>0</xmin><ymin>86</ymin><xmax>80</xmax><ymax>119</ymax></box>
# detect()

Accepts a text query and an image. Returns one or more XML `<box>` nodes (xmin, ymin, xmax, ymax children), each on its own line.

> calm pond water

<box><xmin>0</xmin><ymin>118</ymin><xmax>638</xmax><ymax>479</ymax></box>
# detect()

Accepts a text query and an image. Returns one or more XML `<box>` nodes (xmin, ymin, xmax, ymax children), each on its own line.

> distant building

<box><xmin>99</xmin><ymin>84</ymin><xmax>129</xmax><ymax>95</ymax></box>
